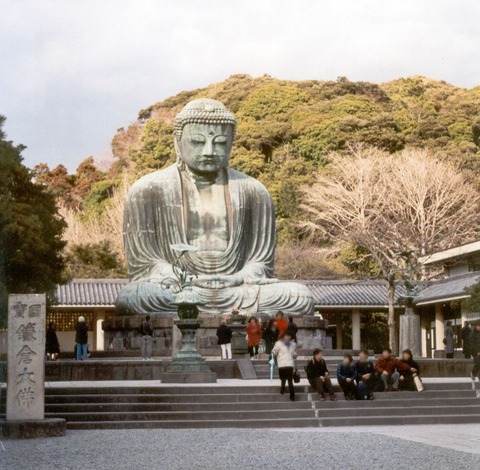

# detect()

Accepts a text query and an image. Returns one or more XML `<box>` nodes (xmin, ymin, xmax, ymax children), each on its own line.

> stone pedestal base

<box><xmin>0</xmin><ymin>418</ymin><xmax>66</xmax><ymax>438</ymax></box>
<box><xmin>399</xmin><ymin>312</ymin><xmax>421</xmax><ymax>356</ymax></box>
<box><xmin>161</xmin><ymin>303</ymin><xmax>217</xmax><ymax>383</ymax></box>
<box><xmin>161</xmin><ymin>370</ymin><xmax>217</xmax><ymax>383</ymax></box>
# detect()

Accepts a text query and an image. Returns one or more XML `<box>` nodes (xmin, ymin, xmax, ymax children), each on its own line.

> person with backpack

<box><xmin>216</xmin><ymin>320</ymin><xmax>233</xmax><ymax>360</ymax></box>
<box><xmin>75</xmin><ymin>316</ymin><xmax>89</xmax><ymax>361</ymax></box>
<box><xmin>141</xmin><ymin>315</ymin><xmax>154</xmax><ymax>360</ymax></box>
<box><xmin>305</xmin><ymin>348</ymin><xmax>336</xmax><ymax>401</ymax></box>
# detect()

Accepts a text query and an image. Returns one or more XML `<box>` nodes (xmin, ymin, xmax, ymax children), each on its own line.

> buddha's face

<box><xmin>176</xmin><ymin>123</ymin><xmax>233</xmax><ymax>175</ymax></box>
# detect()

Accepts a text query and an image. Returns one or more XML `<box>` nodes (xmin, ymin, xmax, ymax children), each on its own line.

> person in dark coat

<box><xmin>305</xmin><ymin>349</ymin><xmax>336</xmax><ymax>401</ymax></box>
<box><xmin>216</xmin><ymin>320</ymin><xmax>233</xmax><ymax>360</ymax></box>
<box><xmin>461</xmin><ymin>321</ymin><xmax>472</xmax><ymax>359</ymax></box>
<box><xmin>444</xmin><ymin>321</ymin><xmax>455</xmax><ymax>358</ymax></box>
<box><xmin>286</xmin><ymin>315</ymin><xmax>298</xmax><ymax>343</ymax></box>
<box><xmin>45</xmin><ymin>322</ymin><xmax>60</xmax><ymax>361</ymax></box>
<box><xmin>399</xmin><ymin>349</ymin><xmax>421</xmax><ymax>391</ymax></box>
<box><xmin>470</xmin><ymin>322</ymin><xmax>480</xmax><ymax>381</ymax></box>
<box><xmin>262</xmin><ymin>319</ymin><xmax>278</xmax><ymax>355</ymax></box>
<box><xmin>75</xmin><ymin>316</ymin><xmax>89</xmax><ymax>361</ymax></box>
<box><xmin>337</xmin><ymin>354</ymin><xmax>358</xmax><ymax>400</ymax></box>
<box><xmin>355</xmin><ymin>350</ymin><xmax>377</xmax><ymax>399</ymax></box>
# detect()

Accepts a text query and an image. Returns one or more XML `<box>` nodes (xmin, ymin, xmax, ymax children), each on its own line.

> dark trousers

<box><xmin>248</xmin><ymin>346</ymin><xmax>259</xmax><ymax>357</ymax></box>
<box><xmin>338</xmin><ymin>378</ymin><xmax>357</xmax><ymax>398</ymax></box>
<box><xmin>309</xmin><ymin>376</ymin><xmax>334</xmax><ymax>395</ymax></box>
<box><xmin>279</xmin><ymin>367</ymin><xmax>295</xmax><ymax>397</ymax></box>
<box><xmin>473</xmin><ymin>354</ymin><xmax>480</xmax><ymax>378</ymax></box>
<box><xmin>446</xmin><ymin>353</ymin><xmax>454</xmax><ymax>359</ymax></box>
<box><xmin>357</xmin><ymin>378</ymin><xmax>376</xmax><ymax>398</ymax></box>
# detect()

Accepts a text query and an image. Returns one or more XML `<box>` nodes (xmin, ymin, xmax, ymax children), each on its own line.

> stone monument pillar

<box><xmin>399</xmin><ymin>307</ymin><xmax>421</xmax><ymax>357</ymax></box>
<box><xmin>1</xmin><ymin>294</ymin><xmax>65</xmax><ymax>438</ymax></box>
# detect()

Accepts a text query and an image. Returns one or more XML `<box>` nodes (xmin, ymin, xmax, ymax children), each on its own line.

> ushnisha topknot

<box><xmin>174</xmin><ymin>98</ymin><xmax>237</xmax><ymax>139</ymax></box>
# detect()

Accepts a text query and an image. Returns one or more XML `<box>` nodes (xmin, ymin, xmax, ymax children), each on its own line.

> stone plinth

<box><xmin>399</xmin><ymin>311</ymin><xmax>421</xmax><ymax>356</ymax></box>
<box><xmin>0</xmin><ymin>418</ymin><xmax>66</xmax><ymax>439</ymax></box>
<box><xmin>7</xmin><ymin>294</ymin><xmax>46</xmax><ymax>420</ymax></box>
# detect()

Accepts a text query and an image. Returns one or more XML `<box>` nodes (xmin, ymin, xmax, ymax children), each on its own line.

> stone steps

<box><xmin>2</xmin><ymin>382</ymin><xmax>478</xmax><ymax>429</ymax></box>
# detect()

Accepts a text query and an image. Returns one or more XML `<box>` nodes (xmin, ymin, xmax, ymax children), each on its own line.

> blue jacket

<box><xmin>337</xmin><ymin>363</ymin><xmax>357</xmax><ymax>381</ymax></box>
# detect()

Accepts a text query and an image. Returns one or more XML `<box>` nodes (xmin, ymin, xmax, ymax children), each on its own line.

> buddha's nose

<box><xmin>202</xmin><ymin>139</ymin><xmax>214</xmax><ymax>157</ymax></box>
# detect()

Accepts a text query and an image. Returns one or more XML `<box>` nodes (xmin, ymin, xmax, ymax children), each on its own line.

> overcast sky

<box><xmin>1</xmin><ymin>0</ymin><xmax>479</xmax><ymax>172</ymax></box>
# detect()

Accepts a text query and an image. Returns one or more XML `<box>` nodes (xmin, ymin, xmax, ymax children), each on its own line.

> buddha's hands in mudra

<box><xmin>193</xmin><ymin>274</ymin><xmax>243</xmax><ymax>289</ymax></box>
<box><xmin>193</xmin><ymin>274</ymin><xmax>279</xmax><ymax>288</ymax></box>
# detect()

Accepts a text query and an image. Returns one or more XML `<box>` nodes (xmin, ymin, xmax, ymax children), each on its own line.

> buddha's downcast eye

<box><xmin>190</xmin><ymin>135</ymin><xmax>206</xmax><ymax>144</ymax></box>
<box><xmin>214</xmin><ymin>136</ymin><xmax>228</xmax><ymax>144</ymax></box>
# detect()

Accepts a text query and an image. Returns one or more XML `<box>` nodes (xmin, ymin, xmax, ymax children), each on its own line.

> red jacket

<box><xmin>276</xmin><ymin>319</ymin><xmax>289</xmax><ymax>339</ymax></box>
<box><xmin>245</xmin><ymin>322</ymin><xmax>261</xmax><ymax>347</ymax></box>
<box><xmin>375</xmin><ymin>357</ymin><xmax>411</xmax><ymax>376</ymax></box>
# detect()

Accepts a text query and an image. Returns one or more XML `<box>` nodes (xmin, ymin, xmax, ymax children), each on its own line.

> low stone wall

<box><xmin>103</xmin><ymin>314</ymin><xmax>329</xmax><ymax>355</ymax></box>
<box><xmin>0</xmin><ymin>358</ymin><xmax>475</xmax><ymax>382</ymax></box>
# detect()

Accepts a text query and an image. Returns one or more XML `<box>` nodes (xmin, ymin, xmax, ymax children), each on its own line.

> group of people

<box><xmin>305</xmin><ymin>348</ymin><xmax>422</xmax><ymax>401</ymax></box>
<box><xmin>45</xmin><ymin>316</ymin><xmax>90</xmax><ymax>361</ymax></box>
<box><xmin>216</xmin><ymin>310</ymin><xmax>298</xmax><ymax>360</ymax></box>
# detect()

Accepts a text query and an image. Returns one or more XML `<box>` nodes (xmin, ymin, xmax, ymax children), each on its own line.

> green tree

<box><xmin>0</xmin><ymin>116</ymin><xmax>66</xmax><ymax>326</ymax></box>
<box><xmin>64</xmin><ymin>241</ymin><xmax>126</xmax><ymax>278</ymax></box>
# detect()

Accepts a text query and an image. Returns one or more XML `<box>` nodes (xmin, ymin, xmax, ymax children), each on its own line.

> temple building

<box><xmin>24</xmin><ymin>241</ymin><xmax>476</xmax><ymax>357</ymax></box>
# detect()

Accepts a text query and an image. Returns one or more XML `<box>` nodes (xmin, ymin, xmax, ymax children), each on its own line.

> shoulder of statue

<box><xmin>128</xmin><ymin>165</ymin><xmax>179</xmax><ymax>197</ymax></box>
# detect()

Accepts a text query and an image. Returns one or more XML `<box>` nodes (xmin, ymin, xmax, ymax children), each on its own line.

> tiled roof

<box><xmin>413</xmin><ymin>271</ymin><xmax>480</xmax><ymax>305</ymax></box>
<box><xmin>54</xmin><ymin>278</ymin><xmax>129</xmax><ymax>307</ymax></box>
<box><xmin>301</xmin><ymin>280</ymin><xmax>407</xmax><ymax>308</ymax></box>
<box><xmin>54</xmin><ymin>275</ymin><xmax>479</xmax><ymax>309</ymax></box>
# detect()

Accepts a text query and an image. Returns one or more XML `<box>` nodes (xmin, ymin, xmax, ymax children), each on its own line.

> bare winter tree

<box><xmin>301</xmin><ymin>145</ymin><xmax>480</xmax><ymax>353</ymax></box>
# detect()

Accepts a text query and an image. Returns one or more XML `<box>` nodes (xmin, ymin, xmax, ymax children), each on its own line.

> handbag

<box><xmin>293</xmin><ymin>368</ymin><xmax>301</xmax><ymax>383</ymax></box>
<box><xmin>413</xmin><ymin>374</ymin><xmax>424</xmax><ymax>392</ymax></box>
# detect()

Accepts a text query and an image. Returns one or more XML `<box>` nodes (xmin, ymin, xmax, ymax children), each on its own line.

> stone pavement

<box><xmin>0</xmin><ymin>425</ymin><xmax>479</xmax><ymax>470</ymax></box>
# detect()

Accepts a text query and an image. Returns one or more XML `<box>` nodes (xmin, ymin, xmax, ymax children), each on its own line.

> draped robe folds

<box><xmin>115</xmin><ymin>164</ymin><xmax>314</xmax><ymax>316</ymax></box>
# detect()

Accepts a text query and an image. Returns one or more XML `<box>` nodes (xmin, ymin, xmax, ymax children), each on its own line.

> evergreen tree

<box><xmin>0</xmin><ymin>115</ymin><xmax>66</xmax><ymax>327</ymax></box>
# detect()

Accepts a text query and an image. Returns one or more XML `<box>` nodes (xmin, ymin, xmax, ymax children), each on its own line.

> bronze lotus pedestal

<box><xmin>161</xmin><ymin>284</ymin><xmax>217</xmax><ymax>383</ymax></box>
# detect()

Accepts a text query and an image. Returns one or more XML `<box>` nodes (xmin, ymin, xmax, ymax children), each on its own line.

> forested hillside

<box><xmin>34</xmin><ymin>74</ymin><xmax>480</xmax><ymax>279</ymax></box>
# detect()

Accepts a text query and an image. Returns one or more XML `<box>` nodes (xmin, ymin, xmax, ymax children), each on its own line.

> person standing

<box><xmin>461</xmin><ymin>321</ymin><xmax>472</xmax><ymax>359</ymax></box>
<box><xmin>337</xmin><ymin>354</ymin><xmax>358</xmax><ymax>400</ymax></box>
<box><xmin>262</xmin><ymin>319</ymin><xmax>279</xmax><ymax>355</ymax></box>
<box><xmin>45</xmin><ymin>321</ymin><xmax>60</xmax><ymax>361</ymax></box>
<box><xmin>141</xmin><ymin>315</ymin><xmax>154</xmax><ymax>360</ymax></box>
<box><xmin>216</xmin><ymin>320</ymin><xmax>233</xmax><ymax>360</ymax></box>
<box><xmin>375</xmin><ymin>348</ymin><xmax>411</xmax><ymax>391</ymax></box>
<box><xmin>305</xmin><ymin>349</ymin><xmax>336</xmax><ymax>401</ymax></box>
<box><xmin>75</xmin><ymin>316</ymin><xmax>89</xmax><ymax>361</ymax></box>
<box><xmin>287</xmin><ymin>315</ymin><xmax>298</xmax><ymax>343</ymax></box>
<box><xmin>275</xmin><ymin>311</ymin><xmax>289</xmax><ymax>339</ymax></box>
<box><xmin>470</xmin><ymin>322</ymin><xmax>480</xmax><ymax>381</ymax></box>
<box><xmin>245</xmin><ymin>316</ymin><xmax>261</xmax><ymax>359</ymax></box>
<box><xmin>444</xmin><ymin>321</ymin><xmax>455</xmax><ymax>359</ymax></box>
<box><xmin>272</xmin><ymin>332</ymin><xmax>297</xmax><ymax>401</ymax></box>
<box><xmin>399</xmin><ymin>349</ymin><xmax>421</xmax><ymax>391</ymax></box>
<box><xmin>355</xmin><ymin>350</ymin><xmax>377</xmax><ymax>400</ymax></box>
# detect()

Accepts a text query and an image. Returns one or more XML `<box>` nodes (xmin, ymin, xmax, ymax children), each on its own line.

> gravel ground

<box><xmin>1</xmin><ymin>428</ymin><xmax>479</xmax><ymax>470</ymax></box>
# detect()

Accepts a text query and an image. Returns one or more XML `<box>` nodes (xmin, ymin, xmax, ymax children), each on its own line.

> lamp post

<box><xmin>161</xmin><ymin>244</ymin><xmax>217</xmax><ymax>383</ymax></box>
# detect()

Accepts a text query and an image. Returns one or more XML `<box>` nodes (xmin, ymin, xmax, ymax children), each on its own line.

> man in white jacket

<box><xmin>272</xmin><ymin>333</ymin><xmax>297</xmax><ymax>401</ymax></box>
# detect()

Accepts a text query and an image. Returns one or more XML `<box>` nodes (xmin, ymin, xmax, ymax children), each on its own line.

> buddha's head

<box><xmin>174</xmin><ymin>99</ymin><xmax>237</xmax><ymax>175</ymax></box>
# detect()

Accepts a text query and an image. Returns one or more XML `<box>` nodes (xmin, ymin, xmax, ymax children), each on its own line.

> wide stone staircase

<box><xmin>1</xmin><ymin>381</ymin><xmax>474</xmax><ymax>430</ymax></box>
